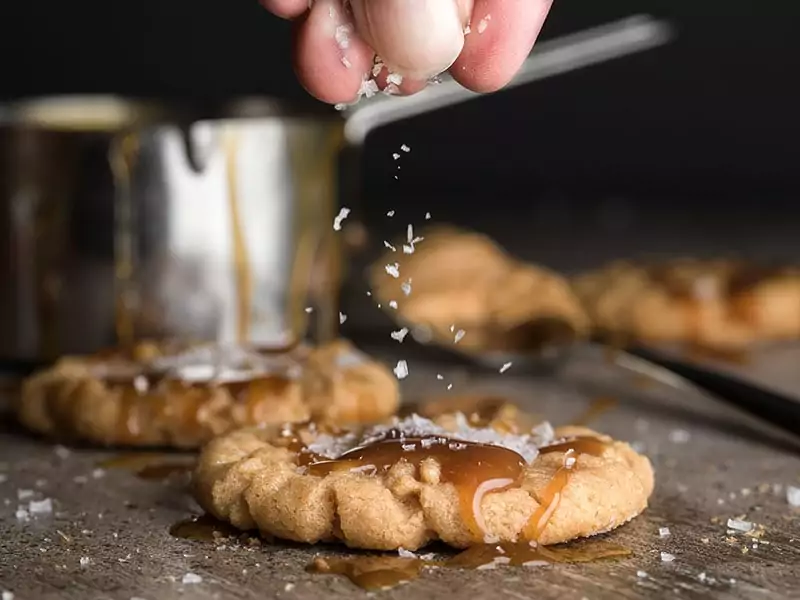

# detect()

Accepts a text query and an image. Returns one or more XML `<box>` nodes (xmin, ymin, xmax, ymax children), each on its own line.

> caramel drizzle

<box><xmin>302</xmin><ymin>429</ymin><xmax>609</xmax><ymax>544</ymax></box>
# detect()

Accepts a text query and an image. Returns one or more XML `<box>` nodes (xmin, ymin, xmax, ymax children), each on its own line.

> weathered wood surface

<box><xmin>1</xmin><ymin>347</ymin><xmax>799</xmax><ymax>600</ymax></box>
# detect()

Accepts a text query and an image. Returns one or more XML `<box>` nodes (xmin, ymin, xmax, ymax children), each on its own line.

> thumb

<box><xmin>349</xmin><ymin>0</ymin><xmax>473</xmax><ymax>81</ymax></box>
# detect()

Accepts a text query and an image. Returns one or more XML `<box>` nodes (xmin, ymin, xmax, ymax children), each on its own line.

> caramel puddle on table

<box><xmin>308</xmin><ymin>539</ymin><xmax>631</xmax><ymax>591</ymax></box>
<box><xmin>169</xmin><ymin>514</ymin><xmax>244</xmax><ymax>542</ymax></box>
<box><xmin>97</xmin><ymin>453</ymin><xmax>195</xmax><ymax>480</ymax></box>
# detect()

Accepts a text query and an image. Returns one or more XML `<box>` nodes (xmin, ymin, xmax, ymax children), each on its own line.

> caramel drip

<box><xmin>224</xmin><ymin>133</ymin><xmax>253</xmax><ymax>344</ymax></box>
<box><xmin>523</xmin><ymin>436</ymin><xmax>609</xmax><ymax>540</ymax></box>
<box><xmin>308</xmin><ymin>539</ymin><xmax>630</xmax><ymax>591</ymax></box>
<box><xmin>307</xmin><ymin>432</ymin><xmax>525</xmax><ymax>541</ymax></box>
<box><xmin>170</xmin><ymin>514</ymin><xmax>245</xmax><ymax>542</ymax></box>
<box><xmin>98</xmin><ymin>452</ymin><xmax>195</xmax><ymax>480</ymax></box>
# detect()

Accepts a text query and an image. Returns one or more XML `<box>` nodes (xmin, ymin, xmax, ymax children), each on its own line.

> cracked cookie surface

<box><xmin>193</xmin><ymin>414</ymin><xmax>653</xmax><ymax>551</ymax></box>
<box><xmin>17</xmin><ymin>339</ymin><xmax>399</xmax><ymax>448</ymax></box>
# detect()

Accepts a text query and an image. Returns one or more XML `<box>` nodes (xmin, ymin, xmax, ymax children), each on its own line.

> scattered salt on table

<box><xmin>499</xmin><ymin>362</ymin><xmax>512</xmax><ymax>373</ymax></box>
<box><xmin>668</xmin><ymin>429</ymin><xmax>691</xmax><ymax>444</ymax></box>
<box><xmin>660</xmin><ymin>552</ymin><xmax>675</xmax><ymax>562</ymax></box>
<box><xmin>659</xmin><ymin>527</ymin><xmax>671</xmax><ymax>538</ymax></box>
<box><xmin>28</xmin><ymin>498</ymin><xmax>53</xmax><ymax>515</ymax></box>
<box><xmin>787</xmin><ymin>485</ymin><xmax>800</xmax><ymax>507</ymax></box>
<box><xmin>182</xmin><ymin>573</ymin><xmax>203</xmax><ymax>585</ymax></box>
<box><xmin>726</xmin><ymin>518</ymin><xmax>753</xmax><ymax>533</ymax></box>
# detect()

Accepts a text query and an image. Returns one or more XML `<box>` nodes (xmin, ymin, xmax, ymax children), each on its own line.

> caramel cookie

<box><xmin>193</xmin><ymin>414</ymin><xmax>653</xmax><ymax>551</ymax></box>
<box><xmin>572</xmin><ymin>259</ymin><xmax>800</xmax><ymax>350</ymax></box>
<box><xmin>370</xmin><ymin>226</ymin><xmax>589</xmax><ymax>352</ymax></box>
<box><xmin>17</xmin><ymin>340</ymin><xmax>399</xmax><ymax>448</ymax></box>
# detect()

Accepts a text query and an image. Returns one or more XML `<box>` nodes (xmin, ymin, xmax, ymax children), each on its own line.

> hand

<box><xmin>261</xmin><ymin>0</ymin><xmax>553</xmax><ymax>104</ymax></box>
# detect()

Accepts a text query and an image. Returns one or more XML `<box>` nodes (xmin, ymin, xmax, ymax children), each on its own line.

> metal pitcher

<box><xmin>0</xmin><ymin>15</ymin><xmax>671</xmax><ymax>366</ymax></box>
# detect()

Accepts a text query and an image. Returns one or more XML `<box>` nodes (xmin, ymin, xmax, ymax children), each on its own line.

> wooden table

<box><xmin>1</xmin><ymin>347</ymin><xmax>799</xmax><ymax>600</ymax></box>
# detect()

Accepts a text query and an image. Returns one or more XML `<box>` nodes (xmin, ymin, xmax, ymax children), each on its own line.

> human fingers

<box><xmin>451</xmin><ymin>0</ymin><xmax>552</xmax><ymax>92</ymax></box>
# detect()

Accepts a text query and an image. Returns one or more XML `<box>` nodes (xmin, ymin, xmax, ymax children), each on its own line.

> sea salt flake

<box><xmin>182</xmin><ymin>573</ymin><xmax>203</xmax><ymax>585</ymax></box>
<box><xmin>339</xmin><ymin>312</ymin><xmax>347</xmax><ymax>325</ymax></box>
<box><xmin>29</xmin><ymin>498</ymin><xmax>53</xmax><ymax>514</ymax></box>
<box><xmin>401</xmin><ymin>145</ymin><xmax>410</xmax><ymax>152</ymax></box>
<box><xmin>393</xmin><ymin>360</ymin><xmax>409</xmax><ymax>380</ymax></box>
<box><xmin>659</xmin><ymin>527</ymin><xmax>671</xmax><ymax>538</ymax></box>
<box><xmin>398</xmin><ymin>547</ymin><xmax>416</xmax><ymax>558</ymax></box>
<box><xmin>636</xmin><ymin>570</ymin><xmax>648</xmax><ymax>578</ymax></box>
<box><xmin>727</xmin><ymin>518</ymin><xmax>753</xmax><ymax>533</ymax></box>
<box><xmin>284</xmin><ymin>583</ymin><xmax>295</xmax><ymax>592</ymax></box>
<box><xmin>390</xmin><ymin>328</ymin><xmax>409</xmax><ymax>343</ymax></box>
<box><xmin>388</xmin><ymin>300</ymin><xmax>398</xmax><ymax>309</ymax></box>
<box><xmin>387</xmin><ymin>210</ymin><xmax>395</xmax><ymax>217</ymax></box>
<box><xmin>15</xmin><ymin>508</ymin><xmax>29</xmax><ymax>522</ymax></box>
<box><xmin>387</xmin><ymin>72</ymin><xmax>403</xmax><ymax>86</ymax></box>
<box><xmin>384</xmin><ymin>240</ymin><xmax>397</xmax><ymax>252</ymax></box>
<box><xmin>499</xmin><ymin>362</ymin><xmax>512</xmax><ymax>373</ymax></box>
<box><xmin>401</xmin><ymin>280</ymin><xmax>412</xmax><ymax>296</ymax></box>
<box><xmin>385</xmin><ymin>263</ymin><xmax>400</xmax><ymax>278</ymax></box>
<box><xmin>92</xmin><ymin>468</ymin><xmax>105</xmax><ymax>479</ymax></box>
<box><xmin>17</xmin><ymin>489</ymin><xmax>34</xmax><ymax>500</ymax></box>
<box><xmin>2</xmin><ymin>592</ymin><xmax>14</xmax><ymax>600</ymax></box>
<box><xmin>660</xmin><ymin>552</ymin><xmax>676</xmax><ymax>562</ymax></box>
<box><xmin>453</xmin><ymin>329</ymin><xmax>465</xmax><ymax>344</ymax></box>
<box><xmin>333</xmin><ymin>207</ymin><xmax>351</xmax><ymax>231</ymax></box>
<box><xmin>446</xmin><ymin>383</ymin><xmax>453</xmax><ymax>390</ymax></box>
<box><xmin>341</xmin><ymin>56</ymin><xmax>352</xmax><ymax>68</ymax></box>
<box><xmin>79</xmin><ymin>557</ymin><xmax>91</xmax><ymax>567</ymax></box>
<box><xmin>787</xmin><ymin>485</ymin><xmax>800</xmax><ymax>507</ymax></box>
<box><xmin>477</xmin><ymin>14</ymin><xmax>491</xmax><ymax>33</ymax></box>
<box><xmin>425</xmin><ymin>212</ymin><xmax>431</xmax><ymax>219</ymax></box>
<box><xmin>335</xmin><ymin>24</ymin><xmax>352</xmax><ymax>49</ymax></box>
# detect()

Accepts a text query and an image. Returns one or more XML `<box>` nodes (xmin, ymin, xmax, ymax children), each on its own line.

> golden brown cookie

<box><xmin>193</xmin><ymin>414</ymin><xmax>653</xmax><ymax>551</ymax></box>
<box><xmin>369</xmin><ymin>226</ymin><xmax>588</xmax><ymax>352</ymax></box>
<box><xmin>572</xmin><ymin>259</ymin><xmax>800</xmax><ymax>350</ymax></box>
<box><xmin>16</xmin><ymin>339</ymin><xmax>399</xmax><ymax>448</ymax></box>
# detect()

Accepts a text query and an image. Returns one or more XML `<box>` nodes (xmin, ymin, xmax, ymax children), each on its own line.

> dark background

<box><xmin>1</xmin><ymin>1</ymin><xmax>798</xmax><ymax>269</ymax></box>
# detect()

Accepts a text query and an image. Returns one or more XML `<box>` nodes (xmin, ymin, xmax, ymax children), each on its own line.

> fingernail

<box><xmin>350</xmin><ymin>0</ymin><xmax>466</xmax><ymax>80</ymax></box>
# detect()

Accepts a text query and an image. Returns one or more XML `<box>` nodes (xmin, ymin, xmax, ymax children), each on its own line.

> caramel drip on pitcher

<box><xmin>224</xmin><ymin>133</ymin><xmax>253</xmax><ymax>344</ymax></box>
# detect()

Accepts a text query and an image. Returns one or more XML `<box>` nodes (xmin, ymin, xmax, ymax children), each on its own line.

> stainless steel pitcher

<box><xmin>0</xmin><ymin>15</ymin><xmax>671</xmax><ymax>365</ymax></box>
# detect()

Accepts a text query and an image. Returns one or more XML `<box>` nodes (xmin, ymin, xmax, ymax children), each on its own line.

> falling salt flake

<box><xmin>29</xmin><ymin>498</ymin><xmax>53</xmax><ymax>515</ymax></box>
<box><xmin>727</xmin><ymin>518</ymin><xmax>753</xmax><ymax>533</ymax></box>
<box><xmin>366</xmin><ymin>291</ymin><xmax>372</xmax><ymax>296</ymax></box>
<box><xmin>401</xmin><ymin>280</ymin><xmax>412</xmax><ymax>296</ymax></box>
<box><xmin>385</xmin><ymin>263</ymin><xmax>400</xmax><ymax>278</ymax></box>
<box><xmin>499</xmin><ymin>362</ymin><xmax>513</xmax><ymax>374</ymax></box>
<box><xmin>182</xmin><ymin>573</ymin><xmax>203</xmax><ymax>585</ymax></box>
<box><xmin>15</xmin><ymin>508</ymin><xmax>29</xmax><ymax>522</ymax></box>
<box><xmin>333</xmin><ymin>207</ymin><xmax>351</xmax><ymax>231</ymax></box>
<box><xmin>453</xmin><ymin>329</ymin><xmax>466</xmax><ymax>344</ymax></box>
<box><xmin>387</xmin><ymin>210</ymin><xmax>395</xmax><ymax>217</ymax></box>
<box><xmin>446</xmin><ymin>383</ymin><xmax>453</xmax><ymax>390</ymax></box>
<box><xmin>477</xmin><ymin>14</ymin><xmax>491</xmax><ymax>33</ymax></box>
<box><xmin>393</xmin><ymin>360</ymin><xmax>409</xmax><ymax>380</ymax></box>
<box><xmin>636</xmin><ymin>570</ymin><xmax>648</xmax><ymax>578</ymax></box>
<box><xmin>660</xmin><ymin>552</ymin><xmax>676</xmax><ymax>563</ymax></box>
<box><xmin>436</xmin><ymin>374</ymin><xmax>444</xmax><ymax>380</ymax></box>
<box><xmin>425</xmin><ymin>212</ymin><xmax>431</xmax><ymax>220</ymax></box>
<box><xmin>79</xmin><ymin>557</ymin><xmax>91</xmax><ymax>567</ymax></box>
<box><xmin>787</xmin><ymin>486</ymin><xmax>800</xmax><ymax>507</ymax></box>
<box><xmin>659</xmin><ymin>527</ymin><xmax>671</xmax><ymax>538</ymax></box>
<box><xmin>390</xmin><ymin>328</ymin><xmax>409</xmax><ymax>343</ymax></box>
<box><xmin>305</xmin><ymin>307</ymin><xmax>314</xmax><ymax>314</ymax></box>
<box><xmin>339</xmin><ymin>312</ymin><xmax>347</xmax><ymax>325</ymax></box>
<box><xmin>392</xmin><ymin>153</ymin><xmax>401</xmax><ymax>160</ymax></box>
<box><xmin>284</xmin><ymin>583</ymin><xmax>296</xmax><ymax>592</ymax></box>
<box><xmin>668</xmin><ymin>429</ymin><xmax>691</xmax><ymax>444</ymax></box>
<box><xmin>401</xmin><ymin>144</ymin><xmax>410</xmax><ymax>153</ymax></box>
<box><xmin>384</xmin><ymin>241</ymin><xmax>396</xmax><ymax>252</ymax></box>
<box><xmin>388</xmin><ymin>300</ymin><xmax>398</xmax><ymax>309</ymax></box>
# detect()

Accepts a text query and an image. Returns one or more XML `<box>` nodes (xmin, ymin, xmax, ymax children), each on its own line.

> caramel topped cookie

<box><xmin>573</xmin><ymin>259</ymin><xmax>800</xmax><ymax>350</ymax></box>
<box><xmin>193</xmin><ymin>414</ymin><xmax>653</xmax><ymax>550</ymax></box>
<box><xmin>370</xmin><ymin>226</ymin><xmax>588</xmax><ymax>352</ymax></box>
<box><xmin>17</xmin><ymin>339</ymin><xmax>399</xmax><ymax>448</ymax></box>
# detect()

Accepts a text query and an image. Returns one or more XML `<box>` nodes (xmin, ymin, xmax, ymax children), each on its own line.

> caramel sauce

<box><xmin>308</xmin><ymin>539</ymin><xmax>630</xmax><ymax>591</ymax></box>
<box><xmin>308</xmin><ymin>433</ymin><xmax>525</xmax><ymax>540</ymax></box>
<box><xmin>169</xmin><ymin>514</ymin><xmax>243</xmax><ymax>542</ymax></box>
<box><xmin>98</xmin><ymin>452</ymin><xmax>195</xmax><ymax>480</ymax></box>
